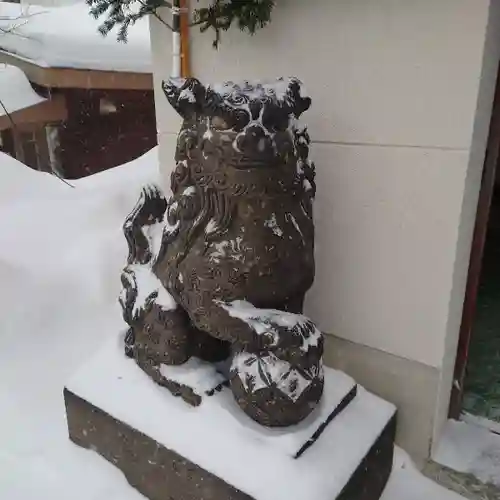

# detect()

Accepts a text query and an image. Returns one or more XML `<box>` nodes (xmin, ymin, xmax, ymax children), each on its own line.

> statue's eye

<box><xmin>211</xmin><ymin>116</ymin><xmax>230</xmax><ymax>130</ymax></box>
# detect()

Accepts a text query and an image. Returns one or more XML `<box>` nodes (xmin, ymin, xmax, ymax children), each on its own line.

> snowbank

<box><xmin>0</xmin><ymin>148</ymin><xmax>466</xmax><ymax>500</ymax></box>
<box><xmin>0</xmin><ymin>148</ymin><xmax>159</xmax><ymax>325</ymax></box>
<box><xmin>0</xmin><ymin>64</ymin><xmax>46</xmax><ymax>116</ymax></box>
<box><xmin>0</xmin><ymin>148</ymin><xmax>159</xmax><ymax>500</ymax></box>
<box><xmin>0</xmin><ymin>2</ymin><xmax>151</xmax><ymax>73</ymax></box>
<box><xmin>0</xmin><ymin>147</ymin><xmax>63</xmax><ymax>203</ymax></box>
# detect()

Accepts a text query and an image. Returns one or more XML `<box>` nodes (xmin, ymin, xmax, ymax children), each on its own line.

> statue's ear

<box><xmin>284</xmin><ymin>78</ymin><xmax>311</xmax><ymax>118</ymax></box>
<box><xmin>162</xmin><ymin>77</ymin><xmax>206</xmax><ymax>119</ymax></box>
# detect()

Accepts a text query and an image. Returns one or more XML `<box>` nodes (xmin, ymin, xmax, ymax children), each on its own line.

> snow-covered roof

<box><xmin>0</xmin><ymin>63</ymin><xmax>46</xmax><ymax>116</ymax></box>
<box><xmin>0</xmin><ymin>2</ymin><xmax>152</xmax><ymax>73</ymax></box>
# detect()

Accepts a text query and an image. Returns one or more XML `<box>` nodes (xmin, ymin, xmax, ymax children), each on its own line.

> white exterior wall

<box><xmin>150</xmin><ymin>0</ymin><xmax>500</xmax><ymax>463</ymax></box>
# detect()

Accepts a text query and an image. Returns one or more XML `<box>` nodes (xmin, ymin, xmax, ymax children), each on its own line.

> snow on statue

<box><xmin>119</xmin><ymin>76</ymin><xmax>324</xmax><ymax>427</ymax></box>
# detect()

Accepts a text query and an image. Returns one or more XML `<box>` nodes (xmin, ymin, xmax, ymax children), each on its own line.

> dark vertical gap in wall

<box><xmin>450</xmin><ymin>64</ymin><xmax>500</xmax><ymax>420</ymax></box>
<box><xmin>461</xmin><ymin>160</ymin><xmax>500</xmax><ymax>423</ymax></box>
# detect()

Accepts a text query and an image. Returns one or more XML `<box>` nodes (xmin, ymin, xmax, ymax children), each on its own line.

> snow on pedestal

<box><xmin>64</xmin><ymin>335</ymin><xmax>396</xmax><ymax>500</ymax></box>
<box><xmin>159</xmin><ymin>358</ymin><xmax>227</xmax><ymax>397</ymax></box>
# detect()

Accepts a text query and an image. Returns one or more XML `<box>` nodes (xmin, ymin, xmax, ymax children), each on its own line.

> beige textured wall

<box><xmin>150</xmin><ymin>0</ymin><xmax>497</xmax><ymax>461</ymax></box>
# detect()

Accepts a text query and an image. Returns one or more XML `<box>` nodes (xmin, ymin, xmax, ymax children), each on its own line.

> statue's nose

<box><xmin>246</xmin><ymin>125</ymin><xmax>265</xmax><ymax>140</ymax></box>
<box><xmin>238</xmin><ymin>125</ymin><xmax>271</xmax><ymax>154</ymax></box>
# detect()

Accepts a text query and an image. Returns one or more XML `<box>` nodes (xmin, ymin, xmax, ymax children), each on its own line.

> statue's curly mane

<box><xmin>159</xmin><ymin>75</ymin><xmax>317</xmax><ymax>266</ymax></box>
<box><xmin>168</xmin><ymin>156</ymin><xmax>236</xmax><ymax>264</ymax></box>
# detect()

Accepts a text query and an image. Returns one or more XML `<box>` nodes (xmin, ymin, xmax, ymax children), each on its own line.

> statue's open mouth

<box><xmin>232</xmin><ymin>156</ymin><xmax>273</xmax><ymax>169</ymax></box>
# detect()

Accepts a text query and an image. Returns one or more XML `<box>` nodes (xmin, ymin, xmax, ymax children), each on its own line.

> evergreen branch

<box><xmin>136</xmin><ymin>0</ymin><xmax>173</xmax><ymax>32</ymax></box>
<box><xmin>87</xmin><ymin>0</ymin><xmax>275</xmax><ymax>47</ymax></box>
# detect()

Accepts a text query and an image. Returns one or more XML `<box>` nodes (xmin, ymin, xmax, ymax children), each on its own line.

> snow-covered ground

<box><xmin>0</xmin><ymin>149</ymin><xmax>466</xmax><ymax>499</ymax></box>
<box><xmin>0</xmin><ymin>2</ymin><xmax>151</xmax><ymax>72</ymax></box>
<box><xmin>434</xmin><ymin>418</ymin><xmax>500</xmax><ymax>487</ymax></box>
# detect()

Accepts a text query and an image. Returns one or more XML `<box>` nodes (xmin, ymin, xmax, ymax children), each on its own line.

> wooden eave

<box><xmin>0</xmin><ymin>50</ymin><xmax>153</xmax><ymax>91</ymax></box>
<box><xmin>0</xmin><ymin>94</ymin><xmax>67</xmax><ymax>131</ymax></box>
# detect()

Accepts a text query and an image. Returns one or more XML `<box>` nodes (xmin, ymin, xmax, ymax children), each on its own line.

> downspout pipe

<box><xmin>171</xmin><ymin>0</ymin><xmax>181</xmax><ymax>78</ymax></box>
<box><xmin>180</xmin><ymin>0</ymin><xmax>191</xmax><ymax>77</ymax></box>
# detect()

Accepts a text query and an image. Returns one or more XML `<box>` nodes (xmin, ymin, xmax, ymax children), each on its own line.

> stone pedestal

<box><xmin>64</xmin><ymin>336</ymin><xmax>397</xmax><ymax>500</ymax></box>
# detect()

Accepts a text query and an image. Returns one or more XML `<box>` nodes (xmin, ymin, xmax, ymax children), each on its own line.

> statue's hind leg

<box><xmin>132</xmin><ymin>303</ymin><xmax>205</xmax><ymax>406</ymax></box>
<box><xmin>120</xmin><ymin>265</ymin><xmax>192</xmax><ymax>365</ymax></box>
<box><xmin>134</xmin><ymin>303</ymin><xmax>192</xmax><ymax>366</ymax></box>
<box><xmin>120</xmin><ymin>265</ymin><xmax>204</xmax><ymax>404</ymax></box>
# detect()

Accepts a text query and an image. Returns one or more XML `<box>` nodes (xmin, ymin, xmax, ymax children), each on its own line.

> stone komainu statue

<box><xmin>119</xmin><ymin>77</ymin><xmax>324</xmax><ymax>427</ymax></box>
